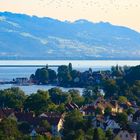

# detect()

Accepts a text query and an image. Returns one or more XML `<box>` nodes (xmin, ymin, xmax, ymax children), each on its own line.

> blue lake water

<box><xmin>0</xmin><ymin>60</ymin><xmax>140</xmax><ymax>94</ymax></box>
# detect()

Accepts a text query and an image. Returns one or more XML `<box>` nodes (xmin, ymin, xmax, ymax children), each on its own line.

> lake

<box><xmin>0</xmin><ymin>60</ymin><xmax>140</xmax><ymax>94</ymax></box>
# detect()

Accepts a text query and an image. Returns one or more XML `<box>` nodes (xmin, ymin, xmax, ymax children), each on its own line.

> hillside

<box><xmin>0</xmin><ymin>12</ymin><xmax>140</xmax><ymax>60</ymax></box>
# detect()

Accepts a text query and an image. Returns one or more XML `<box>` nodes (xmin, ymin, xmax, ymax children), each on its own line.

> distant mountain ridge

<box><xmin>0</xmin><ymin>12</ymin><xmax>140</xmax><ymax>60</ymax></box>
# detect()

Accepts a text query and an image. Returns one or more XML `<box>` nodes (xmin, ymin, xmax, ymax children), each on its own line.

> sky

<box><xmin>0</xmin><ymin>0</ymin><xmax>140</xmax><ymax>32</ymax></box>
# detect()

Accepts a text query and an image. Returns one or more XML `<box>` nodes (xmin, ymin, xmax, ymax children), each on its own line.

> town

<box><xmin>0</xmin><ymin>64</ymin><xmax>140</xmax><ymax>140</ymax></box>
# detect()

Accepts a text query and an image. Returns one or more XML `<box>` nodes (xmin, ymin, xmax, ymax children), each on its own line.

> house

<box><xmin>39</xmin><ymin>112</ymin><xmax>65</xmax><ymax>136</ymax></box>
<box><xmin>133</xmin><ymin>110</ymin><xmax>140</xmax><ymax>122</ymax></box>
<box><xmin>0</xmin><ymin>108</ymin><xmax>15</xmax><ymax>121</ymax></box>
<box><xmin>109</xmin><ymin>100</ymin><xmax>123</xmax><ymax>114</ymax></box>
<box><xmin>15</xmin><ymin>111</ymin><xmax>35</xmax><ymax>124</ymax></box>
<box><xmin>128</xmin><ymin>114</ymin><xmax>133</xmax><ymax>122</ymax></box>
<box><xmin>65</xmin><ymin>102</ymin><xmax>79</xmax><ymax>111</ymax></box>
<box><xmin>94</xmin><ymin>98</ymin><xmax>123</xmax><ymax>114</ymax></box>
<box><xmin>82</xmin><ymin>97</ymin><xmax>123</xmax><ymax>117</ymax></box>
<box><xmin>114</xmin><ymin>130</ymin><xmax>137</xmax><ymax>140</ymax></box>
<box><xmin>92</xmin><ymin>115</ymin><xmax>105</xmax><ymax>130</ymax></box>
<box><xmin>105</xmin><ymin>119</ymin><xmax>120</xmax><ymax>130</ymax></box>
<box><xmin>30</xmin><ymin>129</ymin><xmax>37</xmax><ymax>137</ymax></box>
<box><xmin>131</xmin><ymin>101</ymin><xmax>139</xmax><ymax>112</ymax></box>
<box><xmin>15</xmin><ymin>77</ymin><xmax>29</xmax><ymax>85</ymax></box>
<box><xmin>81</xmin><ymin>105</ymin><xmax>96</xmax><ymax>116</ymax></box>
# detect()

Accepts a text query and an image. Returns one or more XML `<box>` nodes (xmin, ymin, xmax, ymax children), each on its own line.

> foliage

<box><xmin>116</xmin><ymin>112</ymin><xmax>128</xmax><ymax>128</ymax></box>
<box><xmin>49</xmin><ymin>88</ymin><xmax>71</xmax><ymax>104</ymax></box>
<box><xmin>24</xmin><ymin>90</ymin><xmax>49</xmax><ymax>113</ymax></box>
<box><xmin>0</xmin><ymin>87</ymin><xmax>26</xmax><ymax>108</ymax></box>
<box><xmin>0</xmin><ymin>118</ymin><xmax>21</xmax><ymax>140</ymax></box>
<box><xmin>93</xmin><ymin>128</ymin><xmax>106</xmax><ymax>140</ymax></box>
<box><xmin>118</xmin><ymin>96</ymin><xmax>128</xmax><ymax>104</ymax></box>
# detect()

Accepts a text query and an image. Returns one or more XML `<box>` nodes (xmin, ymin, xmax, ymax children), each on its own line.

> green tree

<box><xmin>74</xmin><ymin>129</ymin><xmax>85</xmax><ymax>140</ymax></box>
<box><xmin>18</xmin><ymin>122</ymin><xmax>31</xmax><ymax>134</ymax></box>
<box><xmin>0</xmin><ymin>87</ymin><xmax>26</xmax><ymax>108</ymax></box>
<box><xmin>103</xmin><ymin>79</ymin><xmax>118</xmax><ymax>98</ymax></box>
<box><xmin>35</xmin><ymin>68</ymin><xmax>49</xmax><ymax>84</ymax></box>
<box><xmin>24</xmin><ymin>90</ymin><xmax>49</xmax><ymax>113</ymax></box>
<box><xmin>68</xmin><ymin>89</ymin><xmax>84</xmax><ymax>106</ymax></box>
<box><xmin>0</xmin><ymin>118</ymin><xmax>21</xmax><ymax>140</ymax></box>
<box><xmin>48</xmin><ymin>69</ymin><xmax>57</xmax><ymax>83</ymax></box>
<box><xmin>127</xmin><ymin>107</ymin><xmax>135</xmax><ymax>115</ymax></box>
<box><xmin>118</xmin><ymin>96</ymin><xmax>128</xmax><ymax>104</ymax></box>
<box><xmin>63</xmin><ymin>110</ymin><xmax>85</xmax><ymax>138</ymax></box>
<box><xmin>95</xmin><ymin>107</ymin><xmax>103</xmax><ymax>115</ymax></box>
<box><xmin>104</xmin><ymin>107</ymin><xmax>112</xmax><ymax>116</ymax></box>
<box><xmin>116</xmin><ymin>112</ymin><xmax>128</xmax><ymax>128</ymax></box>
<box><xmin>35</xmin><ymin>135</ymin><xmax>46</xmax><ymax>140</ymax></box>
<box><xmin>82</xmin><ymin>86</ymin><xmax>100</xmax><ymax>104</ymax></box>
<box><xmin>106</xmin><ymin>129</ymin><xmax>113</xmax><ymax>140</ymax></box>
<box><xmin>39</xmin><ymin>120</ymin><xmax>51</xmax><ymax>131</ymax></box>
<box><xmin>57</xmin><ymin>65</ymin><xmax>72</xmax><ymax>86</ymax></box>
<box><xmin>49</xmin><ymin>88</ymin><xmax>71</xmax><ymax>104</ymax></box>
<box><xmin>93</xmin><ymin>128</ymin><xmax>106</xmax><ymax>140</ymax></box>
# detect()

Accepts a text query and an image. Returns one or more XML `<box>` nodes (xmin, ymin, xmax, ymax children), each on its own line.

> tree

<box><xmin>82</xmin><ymin>86</ymin><xmax>100</xmax><ymax>104</ymax></box>
<box><xmin>95</xmin><ymin>107</ymin><xmax>103</xmax><ymax>115</ymax></box>
<box><xmin>68</xmin><ymin>63</ymin><xmax>73</xmax><ymax>72</ymax></box>
<box><xmin>49</xmin><ymin>88</ymin><xmax>71</xmax><ymax>104</ymax></box>
<box><xmin>116</xmin><ymin>112</ymin><xmax>128</xmax><ymax>128</ymax></box>
<box><xmin>111</xmin><ymin>65</ymin><xmax>123</xmax><ymax>77</ymax></box>
<box><xmin>74</xmin><ymin>129</ymin><xmax>85</xmax><ymax>140</ymax></box>
<box><xmin>106</xmin><ymin>129</ymin><xmax>113</xmax><ymax>140</ymax></box>
<box><xmin>48</xmin><ymin>69</ymin><xmax>57</xmax><ymax>83</ymax></box>
<box><xmin>35</xmin><ymin>68</ymin><xmax>49</xmax><ymax>84</ymax></box>
<box><xmin>118</xmin><ymin>96</ymin><xmax>128</xmax><ymax>104</ymax></box>
<box><xmin>57</xmin><ymin>65</ymin><xmax>72</xmax><ymax>86</ymax></box>
<box><xmin>68</xmin><ymin>89</ymin><xmax>84</xmax><ymax>106</ymax></box>
<box><xmin>103</xmin><ymin>79</ymin><xmax>118</xmax><ymax>98</ymax></box>
<box><xmin>39</xmin><ymin>120</ymin><xmax>51</xmax><ymax>132</ymax></box>
<box><xmin>18</xmin><ymin>122</ymin><xmax>31</xmax><ymax>134</ymax></box>
<box><xmin>104</xmin><ymin>107</ymin><xmax>112</xmax><ymax>116</ymax></box>
<box><xmin>51</xmin><ymin>136</ymin><xmax>61</xmax><ymax>140</ymax></box>
<box><xmin>127</xmin><ymin>107</ymin><xmax>135</xmax><ymax>115</ymax></box>
<box><xmin>0</xmin><ymin>87</ymin><xmax>26</xmax><ymax>108</ymax></box>
<box><xmin>93</xmin><ymin>128</ymin><xmax>106</xmax><ymax>140</ymax></box>
<box><xmin>85</xmin><ymin>128</ymin><xmax>94</xmax><ymax>140</ymax></box>
<box><xmin>24</xmin><ymin>90</ymin><xmax>50</xmax><ymax>113</ymax></box>
<box><xmin>0</xmin><ymin>118</ymin><xmax>21</xmax><ymax>140</ymax></box>
<box><xmin>125</xmin><ymin>65</ymin><xmax>140</xmax><ymax>83</ymax></box>
<box><xmin>63</xmin><ymin>110</ymin><xmax>85</xmax><ymax>138</ymax></box>
<box><xmin>35</xmin><ymin>135</ymin><xmax>46</xmax><ymax>140</ymax></box>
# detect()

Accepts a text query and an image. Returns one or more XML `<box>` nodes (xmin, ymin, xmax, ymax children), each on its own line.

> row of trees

<box><xmin>1</xmin><ymin>76</ymin><xmax>140</xmax><ymax>113</ymax></box>
<box><xmin>0</xmin><ymin>87</ymin><xmax>84</xmax><ymax>114</ymax></box>
<box><xmin>30</xmin><ymin>63</ymin><xmax>103</xmax><ymax>87</ymax></box>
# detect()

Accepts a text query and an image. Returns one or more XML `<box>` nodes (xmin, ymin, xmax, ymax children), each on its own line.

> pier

<box><xmin>0</xmin><ymin>65</ymin><xmax>60</xmax><ymax>68</ymax></box>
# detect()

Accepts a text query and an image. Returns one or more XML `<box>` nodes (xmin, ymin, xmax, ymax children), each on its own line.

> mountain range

<box><xmin>0</xmin><ymin>12</ymin><xmax>140</xmax><ymax>60</ymax></box>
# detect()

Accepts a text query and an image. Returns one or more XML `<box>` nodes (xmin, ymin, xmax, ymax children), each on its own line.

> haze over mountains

<box><xmin>0</xmin><ymin>12</ymin><xmax>140</xmax><ymax>60</ymax></box>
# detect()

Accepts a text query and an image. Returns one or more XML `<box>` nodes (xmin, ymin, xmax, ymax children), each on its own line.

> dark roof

<box><xmin>15</xmin><ymin>112</ymin><xmax>35</xmax><ymax>123</ymax></box>
<box><xmin>82</xmin><ymin>105</ymin><xmax>96</xmax><ymax>112</ymax></box>
<box><xmin>133</xmin><ymin>110</ymin><xmax>140</xmax><ymax>121</ymax></box>
<box><xmin>0</xmin><ymin>108</ymin><xmax>14</xmax><ymax>118</ymax></box>
<box><xmin>39</xmin><ymin>112</ymin><xmax>63</xmax><ymax>126</ymax></box>
<box><xmin>66</xmin><ymin>103</ymin><xmax>79</xmax><ymax>111</ymax></box>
